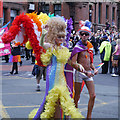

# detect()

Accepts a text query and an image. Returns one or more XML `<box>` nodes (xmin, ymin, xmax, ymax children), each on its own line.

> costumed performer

<box><xmin>29</xmin><ymin>16</ymin><xmax>84</xmax><ymax>119</ymax></box>
<box><xmin>65</xmin><ymin>20</ymin><xmax>98</xmax><ymax>119</ymax></box>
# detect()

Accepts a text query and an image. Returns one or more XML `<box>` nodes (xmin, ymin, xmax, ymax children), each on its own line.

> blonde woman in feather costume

<box><xmin>29</xmin><ymin>17</ymin><xmax>84</xmax><ymax>119</ymax></box>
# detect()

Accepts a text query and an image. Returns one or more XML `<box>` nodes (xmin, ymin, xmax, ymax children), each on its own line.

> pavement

<box><xmin>0</xmin><ymin>54</ymin><xmax>120</xmax><ymax>119</ymax></box>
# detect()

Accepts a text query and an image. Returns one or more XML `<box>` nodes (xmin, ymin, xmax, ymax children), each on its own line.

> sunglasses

<box><xmin>57</xmin><ymin>36</ymin><xmax>65</xmax><ymax>39</ymax></box>
<box><xmin>80</xmin><ymin>32</ymin><xmax>89</xmax><ymax>36</ymax></box>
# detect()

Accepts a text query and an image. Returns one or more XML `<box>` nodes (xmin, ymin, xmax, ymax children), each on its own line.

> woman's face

<box><xmin>55</xmin><ymin>35</ymin><xmax>65</xmax><ymax>46</ymax></box>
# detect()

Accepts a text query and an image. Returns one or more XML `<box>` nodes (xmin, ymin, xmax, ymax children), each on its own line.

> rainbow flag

<box><xmin>95</xmin><ymin>63</ymin><xmax>104</xmax><ymax>70</ymax></box>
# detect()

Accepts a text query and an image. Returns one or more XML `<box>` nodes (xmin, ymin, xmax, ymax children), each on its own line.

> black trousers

<box><xmin>11</xmin><ymin>62</ymin><xmax>18</xmax><ymax>73</ymax></box>
<box><xmin>32</xmin><ymin>56</ymin><xmax>35</xmax><ymax>63</ymax></box>
<box><xmin>102</xmin><ymin>60</ymin><xmax>109</xmax><ymax>74</ymax></box>
<box><xmin>5</xmin><ymin>55</ymin><xmax>9</xmax><ymax>63</ymax></box>
<box><xmin>25</xmin><ymin>48</ymin><xmax>30</xmax><ymax>60</ymax></box>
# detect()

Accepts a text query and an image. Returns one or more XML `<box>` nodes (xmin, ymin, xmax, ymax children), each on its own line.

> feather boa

<box><xmin>26</xmin><ymin>12</ymin><xmax>42</xmax><ymax>34</ymax></box>
<box><xmin>65</xmin><ymin>18</ymin><xmax>73</xmax><ymax>48</ymax></box>
<box><xmin>1</xmin><ymin>13</ymin><xmax>45</xmax><ymax>66</ymax></box>
<box><xmin>29</xmin><ymin>86</ymin><xmax>84</xmax><ymax>119</ymax></box>
<box><xmin>37</xmin><ymin>12</ymin><xmax>50</xmax><ymax>25</ymax></box>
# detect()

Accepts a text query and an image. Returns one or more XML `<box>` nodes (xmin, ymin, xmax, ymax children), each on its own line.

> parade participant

<box><xmin>32</xmin><ymin>50</ymin><xmax>47</xmax><ymax>91</ymax></box>
<box><xmin>66</xmin><ymin>20</ymin><xmax>98</xmax><ymax>119</ymax></box>
<box><xmin>9</xmin><ymin>41</ymin><xmax>21</xmax><ymax>74</ymax></box>
<box><xmin>29</xmin><ymin>17</ymin><xmax>84</xmax><ymax>119</ymax></box>
<box><xmin>33</xmin><ymin>60</ymin><xmax>46</xmax><ymax>91</ymax></box>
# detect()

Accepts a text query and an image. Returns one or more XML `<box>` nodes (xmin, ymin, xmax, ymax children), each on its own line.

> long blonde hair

<box><xmin>45</xmin><ymin>17</ymin><xmax>67</xmax><ymax>45</ymax></box>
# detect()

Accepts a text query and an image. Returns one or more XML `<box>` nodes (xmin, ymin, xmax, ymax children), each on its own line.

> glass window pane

<box><xmin>112</xmin><ymin>7</ymin><xmax>115</xmax><ymax>20</ymax></box>
<box><xmin>54</xmin><ymin>4</ymin><xmax>61</xmax><ymax>10</ymax></box>
<box><xmin>106</xmin><ymin>5</ymin><xmax>109</xmax><ymax>19</ymax></box>
<box><xmin>42</xmin><ymin>4</ymin><xmax>49</xmax><ymax>14</ymax></box>
<box><xmin>57</xmin><ymin>5</ymin><xmax>61</xmax><ymax>10</ymax></box>
<box><xmin>54</xmin><ymin>5</ymin><xmax>58</xmax><ymax>10</ymax></box>
<box><xmin>55</xmin><ymin>11</ymin><xmax>61</xmax><ymax>16</ymax></box>
<box><xmin>54</xmin><ymin>4</ymin><xmax>61</xmax><ymax>16</ymax></box>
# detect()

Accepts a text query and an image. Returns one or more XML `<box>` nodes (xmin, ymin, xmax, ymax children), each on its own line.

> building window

<box><xmin>10</xmin><ymin>10</ymin><xmax>18</xmax><ymax>22</ymax></box>
<box><xmin>28</xmin><ymin>3</ymin><xmax>35</xmax><ymax>11</ymax></box>
<box><xmin>42</xmin><ymin>4</ymin><xmax>49</xmax><ymax>14</ymax></box>
<box><xmin>89</xmin><ymin>5</ymin><xmax>92</xmax><ymax>22</ymax></box>
<box><xmin>106</xmin><ymin>5</ymin><xmax>109</xmax><ymax>20</ymax></box>
<box><xmin>112</xmin><ymin>7</ymin><xmax>115</xmax><ymax>21</ymax></box>
<box><xmin>54</xmin><ymin>4</ymin><xmax>61</xmax><ymax>16</ymax></box>
<box><xmin>98</xmin><ymin>3</ymin><xmax>101</xmax><ymax>24</ymax></box>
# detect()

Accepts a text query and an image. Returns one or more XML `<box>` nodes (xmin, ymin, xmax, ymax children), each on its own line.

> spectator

<box><xmin>90</xmin><ymin>32</ymin><xmax>98</xmax><ymax>55</ymax></box>
<box><xmin>105</xmin><ymin>20</ymin><xmax>111</xmax><ymax>30</ymax></box>
<box><xmin>112</xmin><ymin>39</ymin><xmax>120</xmax><ymax>76</ymax></box>
<box><xmin>99</xmin><ymin>35</ymin><xmax>112</xmax><ymax>74</ymax></box>
<box><xmin>109</xmin><ymin>38</ymin><xmax>117</xmax><ymax>75</ymax></box>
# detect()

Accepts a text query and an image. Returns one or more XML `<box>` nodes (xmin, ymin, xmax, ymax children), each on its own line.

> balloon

<box><xmin>85</xmin><ymin>20</ymin><xmax>92</xmax><ymax>29</ymax></box>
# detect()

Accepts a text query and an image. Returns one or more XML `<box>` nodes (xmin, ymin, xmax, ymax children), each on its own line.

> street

<box><xmin>0</xmin><ymin>53</ymin><xmax>119</xmax><ymax>119</ymax></box>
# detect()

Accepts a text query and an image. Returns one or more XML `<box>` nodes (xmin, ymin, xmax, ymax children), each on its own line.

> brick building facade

<box><xmin>2</xmin><ymin>2</ymin><xmax>118</xmax><ymax>32</ymax></box>
<box><xmin>37</xmin><ymin>2</ymin><xmax>118</xmax><ymax>32</ymax></box>
<box><xmin>3</xmin><ymin>2</ymin><xmax>28</xmax><ymax>27</ymax></box>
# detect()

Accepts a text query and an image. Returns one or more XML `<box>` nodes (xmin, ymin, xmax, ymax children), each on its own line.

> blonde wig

<box><xmin>45</xmin><ymin>17</ymin><xmax>67</xmax><ymax>45</ymax></box>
